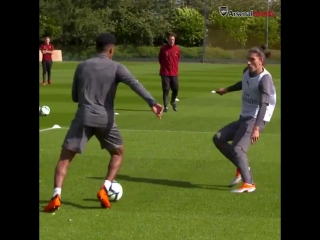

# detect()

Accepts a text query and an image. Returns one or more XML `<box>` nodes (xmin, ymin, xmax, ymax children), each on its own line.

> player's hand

<box><xmin>251</xmin><ymin>129</ymin><xmax>260</xmax><ymax>144</ymax></box>
<box><xmin>151</xmin><ymin>103</ymin><xmax>163</xmax><ymax>119</ymax></box>
<box><xmin>216</xmin><ymin>88</ymin><xmax>228</xmax><ymax>96</ymax></box>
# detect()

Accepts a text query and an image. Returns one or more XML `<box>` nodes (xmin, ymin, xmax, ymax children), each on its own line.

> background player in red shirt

<box><xmin>158</xmin><ymin>34</ymin><xmax>181</xmax><ymax>112</ymax></box>
<box><xmin>40</xmin><ymin>37</ymin><xmax>54</xmax><ymax>85</ymax></box>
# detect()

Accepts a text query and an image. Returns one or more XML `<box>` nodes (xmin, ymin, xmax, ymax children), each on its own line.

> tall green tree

<box><xmin>248</xmin><ymin>16</ymin><xmax>280</xmax><ymax>47</ymax></box>
<box><xmin>73</xmin><ymin>8</ymin><xmax>114</xmax><ymax>46</ymax></box>
<box><xmin>209</xmin><ymin>10</ymin><xmax>251</xmax><ymax>47</ymax></box>
<box><xmin>107</xmin><ymin>0</ymin><xmax>171</xmax><ymax>45</ymax></box>
<box><xmin>173</xmin><ymin>7</ymin><xmax>205</xmax><ymax>46</ymax></box>
<box><xmin>39</xmin><ymin>14</ymin><xmax>62</xmax><ymax>40</ymax></box>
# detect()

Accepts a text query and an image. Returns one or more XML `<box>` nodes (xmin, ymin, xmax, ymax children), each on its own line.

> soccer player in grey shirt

<box><xmin>44</xmin><ymin>33</ymin><xmax>164</xmax><ymax>212</ymax></box>
<box><xmin>213</xmin><ymin>47</ymin><xmax>276</xmax><ymax>193</ymax></box>
<box><xmin>229</xmin><ymin>45</ymin><xmax>272</xmax><ymax>187</ymax></box>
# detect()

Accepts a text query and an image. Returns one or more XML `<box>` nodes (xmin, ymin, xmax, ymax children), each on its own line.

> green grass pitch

<box><xmin>40</xmin><ymin>62</ymin><xmax>280</xmax><ymax>240</ymax></box>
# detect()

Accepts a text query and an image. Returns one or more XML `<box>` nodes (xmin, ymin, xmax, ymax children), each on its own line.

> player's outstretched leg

<box><xmin>213</xmin><ymin>122</ymin><xmax>239</xmax><ymax>165</ymax></box>
<box><xmin>229</xmin><ymin>168</ymin><xmax>242</xmax><ymax>187</ymax></box>
<box><xmin>228</xmin><ymin>119</ymin><xmax>259</xmax><ymax>193</ymax></box>
<box><xmin>230</xmin><ymin>146</ymin><xmax>255</xmax><ymax>193</ymax></box>
<box><xmin>213</xmin><ymin>120</ymin><xmax>254</xmax><ymax>191</ymax></box>
<box><xmin>229</xmin><ymin>167</ymin><xmax>252</xmax><ymax>187</ymax></box>
<box><xmin>97</xmin><ymin>146</ymin><xmax>124</xmax><ymax>208</ymax></box>
<box><xmin>95</xmin><ymin>125</ymin><xmax>123</xmax><ymax>208</ymax></box>
<box><xmin>44</xmin><ymin>121</ymin><xmax>91</xmax><ymax>212</ymax></box>
<box><xmin>44</xmin><ymin>148</ymin><xmax>77</xmax><ymax>212</ymax></box>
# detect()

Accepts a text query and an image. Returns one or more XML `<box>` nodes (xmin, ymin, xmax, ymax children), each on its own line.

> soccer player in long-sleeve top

<box><xmin>213</xmin><ymin>47</ymin><xmax>276</xmax><ymax>193</ymax></box>
<box><xmin>44</xmin><ymin>33</ymin><xmax>163</xmax><ymax>212</ymax></box>
<box><xmin>158</xmin><ymin>34</ymin><xmax>181</xmax><ymax>112</ymax></box>
<box><xmin>40</xmin><ymin>37</ymin><xmax>54</xmax><ymax>85</ymax></box>
<box><xmin>229</xmin><ymin>45</ymin><xmax>272</xmax><ymax>187</ymax></box>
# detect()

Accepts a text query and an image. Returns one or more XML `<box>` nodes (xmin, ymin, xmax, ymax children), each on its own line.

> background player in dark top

<box><xmin>40</xmin><ymin>37</ymin><xmax>54</xmax><ymax>85</ymax></box>
<box><xmin>44</xmin><ymin>33</ymin><xmax>164</xmax><ymax>212</ymax></box>
<box><xmin>158</xmin><ymin>34</ymin><xmax>181</xmax><ymax>112</ymax></box>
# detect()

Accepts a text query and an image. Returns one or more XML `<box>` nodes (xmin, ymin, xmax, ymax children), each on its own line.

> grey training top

<box><xmin>227</xmin><ymin>69</ymin><xmax>275</xmax><ymax>126</ymax></box>
<box><xmin>72</xmin><ymin>54</ymin><xmax>157</xmax><ymax>127</ymax></box>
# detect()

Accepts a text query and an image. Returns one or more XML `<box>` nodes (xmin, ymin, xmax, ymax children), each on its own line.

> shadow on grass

<box><xmin>39</xmin><ymin>200</ymin><xmax>102</xmax><ymax>212</ymax></box>
<box><xmin>39</xmin><ymin>176</ymin><xmax>231</xmax><ymax>211</ymax></box>
<box><xmin>87</xmin><ymin>175</ymin><xmax>230</xmax><ymax>191</ymax></box>
<box><xmin>115</xmin><ymin>108</ymin><xmax>150</xmax><ymax>112</ymax></box>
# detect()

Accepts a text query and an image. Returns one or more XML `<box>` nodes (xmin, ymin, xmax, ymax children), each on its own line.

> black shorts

<box><xmin>62</xmin><ymin>120</ymin><xmax>123</xmax><ymax>154</ymax></box>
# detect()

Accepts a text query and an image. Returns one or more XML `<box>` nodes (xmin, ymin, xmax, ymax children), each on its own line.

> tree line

<box><xmin>40</xmin><ymin>0</ymin><xmax>281</xmax><ymax>49</ymax></box>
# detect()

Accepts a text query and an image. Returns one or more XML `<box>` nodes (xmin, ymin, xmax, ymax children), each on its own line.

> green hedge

<box><xmin>61</xmin><ymin>45</ymin><xmax>281</xmax><ymax>61</ymax></box>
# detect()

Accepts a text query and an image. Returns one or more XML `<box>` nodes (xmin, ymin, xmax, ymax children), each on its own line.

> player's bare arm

<box><xmin>116</xmin><ymin>64</ymin><xmax>163</xmax><ymax>118</ymax></box>
<box><xmin>71</xmin><ymin>64</ymin><xmax>81</xmax><ymax>103</ymax></box>
<box><xmin>251</xmin><ymin>75</ymin><xmax>273</xmax><ymax>144</ymax></box>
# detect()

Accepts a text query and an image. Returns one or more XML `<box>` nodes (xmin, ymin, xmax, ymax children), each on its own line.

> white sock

<box><xmin>53</xmin><ymin>188</ymin><xmax>61</xmax><ymax>198</ymax></box>
<box><xmin>104</xmin><ymin>180</ymin><xmax>112</xmax><ymax>191</ymax></box>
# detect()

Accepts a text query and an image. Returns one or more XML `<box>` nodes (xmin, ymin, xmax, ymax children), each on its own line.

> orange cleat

<box><xmin>44</xmin><ymin>195</ymin><xmax>61</xmax><ymax>212</ymax></box>
<box><xmin>231</xmin><ymin>183</ymin><xmax>256</xmax><ymax>193</ymax></box>
<box><xmin>97</xmin><ymin>186</ymin><xmax>111</xmax><ymax>208</ymax></box>
<box><xmin>229</xmin><ymin>168</ymin><xmax>242</xmax><ymax>187</ymax></box>
<box><xmin>48</xmin><ymin>80</ymin><xmax>51</xmax><ymax>84</ymax></box>
<box><xmin>42</xmin><ymin>81</ymin><xmax>47</xmax><ymax>85</ymax></box>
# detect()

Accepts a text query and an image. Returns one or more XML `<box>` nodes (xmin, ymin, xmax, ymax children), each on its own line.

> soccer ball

<box><xmin>40</xmin><ymin>105</ymin><xmax>50</xmax><ymax>116</ymax></box>
<box><xmin>108</xmin><ymin>180</ymin><xmax>123</xmax><ymax>202</ymax></box>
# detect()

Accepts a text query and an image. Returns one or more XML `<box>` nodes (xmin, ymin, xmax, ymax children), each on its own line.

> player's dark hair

<box><xmin>264</xmin><ymin>50</ymin><xmax>271</xmax><ymax>58</ymax></box>
<box><xmin>260</xmin><ymin>45</ymin><xmax>271</xmax><ymax>58</ymax></box>
<box><xmin>95</xmin><ymin>33</ymin><xmax>116</xmax><ymax>52</ymax></box>
<box><xmin>168</xmin><ymin>33</ymin><xmax>176</xmax><ymax>38</ymax></box>
<box><xmin>248</xmin><ymin>47</ymin><xmax>266</xmax><ymax>60</ymax></box>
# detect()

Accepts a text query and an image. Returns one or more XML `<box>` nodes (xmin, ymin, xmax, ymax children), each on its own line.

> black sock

<box><xmin>43</xmin><ymin>73</ymin><xmax>46</xmax><ymax>82</ymax></box>
<box><xmin>48</xmin><ymin>71</ymin><xmax>51</xmax><ymax>81</ymax></box>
